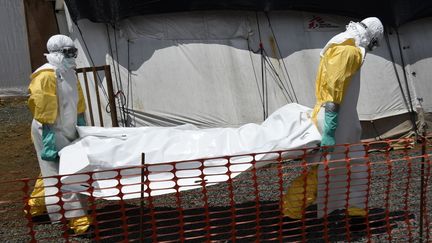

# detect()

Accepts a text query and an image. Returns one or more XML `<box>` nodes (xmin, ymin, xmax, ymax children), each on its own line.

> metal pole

<box><xmin>417</xmin><ymin>99</ymin><xmax>427</xmax><ymax>243</ymax></box>
<box><xmin>140</xmin><ymin>153</ymin><xmax>145</xmax><ymax>242</ymax></box>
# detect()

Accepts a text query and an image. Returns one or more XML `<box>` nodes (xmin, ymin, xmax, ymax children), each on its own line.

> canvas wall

<box><xmin>66</xmin><ymin>10</ymin><xmax>423</xmax><ymax>139</ymax></box>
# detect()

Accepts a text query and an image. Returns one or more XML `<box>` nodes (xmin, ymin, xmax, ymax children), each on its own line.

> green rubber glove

<box><xmin>320</xmin><ymin>111</ymin><xmax>339</xmax><ymax>153</ymax></box>
<box><xmin>41</xmin><ymin>125</ymin><xmax>58</xmax><ymax>162</ymax></box>
<box><xmin>77</xmin><ymin>113</ymin><xmax>86</xmax><ymax>126</ymax></box>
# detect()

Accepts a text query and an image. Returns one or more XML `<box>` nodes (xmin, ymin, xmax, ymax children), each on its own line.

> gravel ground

<box><xmin>0</xmin><ymin>97</ymin><xmax>431</xmax><ymax>242</ymax></box>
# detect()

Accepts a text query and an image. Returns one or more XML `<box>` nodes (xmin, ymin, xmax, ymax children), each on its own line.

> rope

<box><xmin>247</xmin><ymin>37</ymin><xmax>265</xmax><ymax>113</ymax></box>
<box><xmin>264</xmin><ymin>65</ymin><xmax>291</xmax><ymax>102</ymax></box>
<box><xmin>265</xmin><ymin>12</ymin><xmax>299</xmax><ymax>103</ymax></box>
<box><xmin>113</xmin><ymin>24</ymin><xmax>129</xmax><ymax>125</ymax></box>
<box><xmin>262</xmin><ymin>48</ymin><xmax>295</xmax><ymax>102</ymax></box>
<box><xmin>384</xmin><ymin>29</ymin><xmax>418</xmax><ymax>137</ymax></box>
<box><xmin>251</xmin><ymin>12</ymin><xmax>303</xmax><ymax>118</ymax></box>
<box><xmin>106</xmin><ymin>24</ymin><xmax>126</xmax><ymax>126</ymax></box>
<box><xmin>255</xmin><ymin>11</ymin><xmax>268</xmax><ymax>120</ymax></box>
<box><xmin>395</xmin><ymin>28</ymin><xmax>419</xmax><ymax>137</ymax></box>
<box><xmin>127</xmin><ymin>39</ymin><xmax>137</xmax><ymax>127</ymax></box>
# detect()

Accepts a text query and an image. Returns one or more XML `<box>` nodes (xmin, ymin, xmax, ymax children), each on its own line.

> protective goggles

<box><xmin>367</xmin><ymin>37</ymin><xmax>379</xmax><ymax>51</ymax></box>
<box><xmin>359</xmin><ymin>22</ymin><xmax>380</xmax><ymax>51</ymax></box>
<box><xmin>53</xmin><ymin>47</ymin><xmax>78</xmax><ymax>58</ymax></box>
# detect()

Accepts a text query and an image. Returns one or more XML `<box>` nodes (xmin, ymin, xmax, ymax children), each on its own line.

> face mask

<box><xmin>62</xmin><ymin>57</ymin><xmax>77</xmax><ymax>69</ymax></box>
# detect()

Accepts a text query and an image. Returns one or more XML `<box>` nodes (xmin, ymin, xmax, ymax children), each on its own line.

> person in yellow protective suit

<box><xmin>283</xmin><ymin>17</ymin><xmax>384</xmax><ymax>219</ymax></box>
<box><xmin>26</xmin><ymin>34</ymin><xmax>91</xmax><ymax>234</ymax></box>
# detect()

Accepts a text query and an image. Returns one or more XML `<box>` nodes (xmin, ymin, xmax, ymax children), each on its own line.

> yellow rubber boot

<box><xmin>282</xmin><ymin>166</ymin><xmax>318</xmax><ymax>219</ymax></box>
<box><xmin>25</xmin><ymin>178</ymin><xmax>46</xmax><ymax>217</ymax></box>
<box><xmin>69</xmin><ymin>215</ymin><xmax>93</xmax><ymax>234</ymax></box>
<box><xmin>348</xmin><ymin>207</ymin><xmax>367</xmax><ymax>217</ymax></box>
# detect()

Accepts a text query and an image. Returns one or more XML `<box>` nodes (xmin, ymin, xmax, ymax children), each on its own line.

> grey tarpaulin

<box><xmin>64</xmin><ymin>0</ymin><xmax>432</xmax><ymax>27</ymax></box>
<box><xmin>0</xmin><ymin>0</ymin><xmax>32</xmax><ymax>96</ymax></box>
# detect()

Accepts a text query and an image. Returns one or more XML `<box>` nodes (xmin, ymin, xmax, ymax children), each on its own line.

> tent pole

<box><xmin>418</xmin><ymin>101</ymin><xmax>428</xmax><ymax>243</ymax></box>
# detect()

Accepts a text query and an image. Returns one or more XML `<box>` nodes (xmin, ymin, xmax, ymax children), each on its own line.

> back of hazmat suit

<box><xmin>283</xmin><ymin>17</ymin><xmax>384</xmax><ymax>219</ymax></box>
<box><xmin>27</xmin><ymin>35</ymin><xmax>91</xmax><ymax>234</ymax></box>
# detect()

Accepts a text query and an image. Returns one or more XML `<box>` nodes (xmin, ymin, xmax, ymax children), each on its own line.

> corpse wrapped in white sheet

<box><xmin>59</xmin><ymin>103</ymin><xmax>321</xmax><ymax>199</ymax></box>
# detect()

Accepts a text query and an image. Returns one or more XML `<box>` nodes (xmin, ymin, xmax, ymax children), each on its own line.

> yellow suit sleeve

<box><xmin>28</xmin><ymin>71</ymin><xmax>58</xmax><ymax>124</ymax></box>
<box><xmin>317</xmin><ymin>43</ymin><xmax>363</xmax><ymax>104</ymax></box>
<box><xmin>77</xmin><ymin>81</ymin><xmax>86</xmax><ymax>114</ymax></box>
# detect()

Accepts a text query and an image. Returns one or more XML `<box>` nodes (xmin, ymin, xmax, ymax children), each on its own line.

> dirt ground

<box><xmin>0</xmin><ymin>97</ymin><xmax>43</xmax><ymax>242</ymax></box>
<box><xmin>0</xmin><ymin>97</ymin><xmax>39</xmax><ymax>184</ymax></box>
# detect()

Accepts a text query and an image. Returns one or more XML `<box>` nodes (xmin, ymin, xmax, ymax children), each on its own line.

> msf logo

<box><xmin>308</xmin><ymin>16</ymin><xmax>325</xmax><ymax>29</ymax></box>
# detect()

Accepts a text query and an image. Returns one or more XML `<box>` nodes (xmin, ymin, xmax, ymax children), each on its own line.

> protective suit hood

<box><xmin>45</xmin><ymin>35</ymin><xmax>77</xmax><ymax>72</ymax></box>
<box><xmin>320</xmin><ymin>17</ymin><xmax>383</xmax><ymax>58</ymax></box>
<box><xmin>46</xmin><ymin>34</ymin><xmax>75</xmax><ymax>53</ymax></box>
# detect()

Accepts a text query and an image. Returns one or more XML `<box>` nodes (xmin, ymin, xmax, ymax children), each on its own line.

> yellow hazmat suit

<box><xmin>283</xmin><ymin>39</ymin><xmax>363</xmax><ymax>219</ymax></box>
<box><xmin>28</xmin><ymin>68</ymin><xmax>86</xmax><ymax>124</ymax></box>
<box><xmin>283</xmin><ymin>17</ymin><xmax>384</xmax><ymax>219</ymax></box>
<box><xmin>27</xmin><ymin>35</ymin><xmax>91</xmax><ymax>234</ymax></box>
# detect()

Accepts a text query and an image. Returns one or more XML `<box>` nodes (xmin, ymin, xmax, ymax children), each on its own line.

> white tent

<box><xmin>55</xmin><ymin>2</ymin><xmax>431</xmax><ymax>140</ymax></box>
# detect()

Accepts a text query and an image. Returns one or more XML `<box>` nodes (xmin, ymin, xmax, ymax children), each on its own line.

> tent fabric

<box><xmin>0</xmin><ymin>0</ymin><xmax>32</xmax><ymax>96</ymax></box>
<box><xmin>64</xmin><ymin>0</ymin><xmax>432</xmax><ymax>27</ymax></box>
<box><xmin>59</xmin><ymin>103</ymin><xmax>321</xmax><ymax>199</ymax></box>
<box><xmin>397</xmin><ymin>18</ymin><xmax>432</xmax><ymax>113</ymax></box>
<box><xmin>69</xmin><ymin>11</ymin><xmax>415</xmax><ymax>131</ymax></box>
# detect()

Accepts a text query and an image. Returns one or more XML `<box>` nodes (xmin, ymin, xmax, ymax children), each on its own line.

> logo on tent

<box><xmin>305</xmin><ymin>15</ymin><xmax>342</xmax><ymax>31</ymax></box>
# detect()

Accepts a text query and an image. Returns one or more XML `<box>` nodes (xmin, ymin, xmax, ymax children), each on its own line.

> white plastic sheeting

<box><xmin>0</xmin><ymin>0</ymin><xmax>31</xmax><ymax>96</ymax></box>
<box><xmin>59</xmin><ymin>103</ymin><xmax>321</xmax><ymax>199</ymax></box>
<box><xmin>66</xmin><ymin>10</ymin><xmax>419</xmax><ymax>129</ymax></box>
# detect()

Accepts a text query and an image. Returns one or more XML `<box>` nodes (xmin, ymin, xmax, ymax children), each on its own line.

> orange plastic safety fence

<box><xmin>0</xmin><ymin>138</ymin><xmax>431</xmax><ymax>242</ymax></box>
